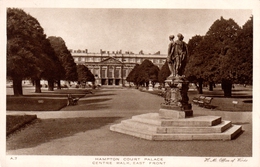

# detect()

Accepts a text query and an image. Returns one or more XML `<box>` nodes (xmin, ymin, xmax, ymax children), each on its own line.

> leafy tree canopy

<box><xmin>126</xmin><ymin>64</ymin><xmax>139</xmax><ymax>84</ymax></box>
<box><xmin>158</xmin><ymin>61</ymin><xmax>171</xmax><ymax>83</ymax></box>
<box><xmin>7</xmin><ymin>8</ymin><xmax>46</xmax><ymax>79</ymax></box>
<box><xmin>7</xmin><ymin>8</ymin><xmax>62</xmax><ymax>95</ymax></box>
<box><xmin>185</xmin><ymin>16</ymin><xmax>252</xmax><ymax>85</ymax></box>
<box><xmin>126</xmin><ymin>59</ymin><xmax>159</xmax><ymax>86</ymax></box>
<box><xmin>48</xmin><ymin>36</ymin><xmax>78</xmax><ymax>81</ymax></box>
<box><xmin>77</xmin><ymin>65</ymin><xmax>95</xmax><ymax>83</ymax></box>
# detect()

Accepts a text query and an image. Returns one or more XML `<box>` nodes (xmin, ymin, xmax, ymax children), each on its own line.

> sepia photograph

<box><xmin>1</xmin><ymin>0</ymin><xmax>259</xmax><ymax>167</ymax></box>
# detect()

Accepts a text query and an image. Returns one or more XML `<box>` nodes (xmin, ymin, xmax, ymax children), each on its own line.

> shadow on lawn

<box><xmin>204</xmin><ymin>95</ymin><xmax>252</xmax><ymax>99</ymax></box>
<box><xmin>79</xmin><ymin>98</ymin><xmax>112</xmax><ymax>103</ymax></box>
<box><xmin>60</xmin><ymin>98</ymin><xmax>112</xmax><ymax>111</ymax></box>
<box><xmin>85</xmin><ymin>93</ymin><xmax>116</xmax><ymax>98</ymax></box>
<box><xmin>7</xmin><ymin>117</ymin><xmax>121</xmax><ymax>151</ymax></box>
<box><xmin>63</xmin><ymin>103</ymin><xmax>111</xmax><ymax>111</ymax></box>
<box><xmin>7</xmin><ymin>94</ymin><xmax>86</xmax><ymax>98</ymax></box>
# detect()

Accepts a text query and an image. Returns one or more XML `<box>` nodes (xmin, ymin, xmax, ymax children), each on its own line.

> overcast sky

<box><xmin>21</xmin><ymin>8</ymin><xmax>252</xmax><ymax>54</ymax></box>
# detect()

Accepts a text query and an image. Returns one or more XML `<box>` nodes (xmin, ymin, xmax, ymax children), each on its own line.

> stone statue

<box><xmin>167</xmin><ymin>35</ymin><xmax>175</xmax><ymax>77</ymax></box>
<box><xmin>167</xmin><ymin>33</ymin><xmax>188</xmax><ymax>78</ymax></box>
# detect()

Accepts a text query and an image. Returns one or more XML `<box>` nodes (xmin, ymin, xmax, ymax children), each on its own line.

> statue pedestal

<box><xmin>148</xmin><ymin>85</ymin><xmax>153</xmax><ymax>91</ymax></box>
<box><xmin>162</xmin><ymin>76</ymin><xmax>193</xmax><ymax>118</ymax></box>
<box><xmin>148</xmin><ymin>81</ymin><xmax>153</xmax><ymax>91</ymax></box>
<box><xmin>159</xmin><ymin>104</ymin><xmax>193</xmax><ymax>119</ymax></box>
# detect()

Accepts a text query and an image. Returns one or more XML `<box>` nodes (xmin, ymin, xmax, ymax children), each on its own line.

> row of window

<box><xmin>90</xmin><ymin>68</ymin><xmax>129</xmax><ymax>78</ymax></box>
<box><xmin>73</xmin><ymin>57</ymin><xmax>165</xmax><ymax>64</ymax></box>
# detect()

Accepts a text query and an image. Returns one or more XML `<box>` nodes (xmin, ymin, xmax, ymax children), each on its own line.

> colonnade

<box><xmin>87</xmin><ymin>64</ymin><xmax>134</xmax><ymax>86</ymax></box>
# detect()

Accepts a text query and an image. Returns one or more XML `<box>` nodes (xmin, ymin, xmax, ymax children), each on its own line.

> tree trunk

<box><xmin>222</xmin><ymin>79</ymin><xmax>232</xmax><ymax>97</ymax></box>
<box><xmin>48</xmin><ymin>79</ymin><xmax>54</xmax><ymax>91</ymax></box>
<box><xmin>223</xmin><ymin>86</ymin><xmax>232</xmax><ymax>97</ymax></box>
<box><xmin>35</xmin><ymin>79</ymin><xmax>41</xmax><ymax>93</ymax></box>
<box><xmin>198</xmin><ymin>78</ymin><xmax>203</xmax><ymax>94</ymax></box>
<box><xmin>12</xmin><ymin>77</ymin><xmax>23</xmax><ymax>96</ymax></box>
<box><xmin>209</xmin><ymin>81</ymin><xmax>214</xmax><ymax>91</ymax></box>
<box><xmin>57</xmin><ymin>80</ymin><xmax>61</xmax><ymax>89</ymax></box>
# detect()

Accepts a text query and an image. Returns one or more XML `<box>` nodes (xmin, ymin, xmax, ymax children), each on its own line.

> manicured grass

<box><xmin>209</xmin><ymin>97</ymin><xmax>252</xmax><ymax>111</ymax></box>
<box><xmin>6</xmin><ymin>89</ymin><xmax>95</xmax><ymax>136</ymax></box>
<box><xmin>142</xmin><ymin>87</ymin><xmax>252</xmax><ymax>112</ymax></box>
<box><xmin>6</xmin><ymin>117</ymin><xmax>121</xmax><ymax>150</ymax></box>
<box><xmin>7</xmin><ymin>97</ymin><xmax>68</xmax><ymax>111</ymax></box>
<box><xmin>6</xmin><ymin>89</ymin><xmax>93</xmax><ymax>111</ymax></box>
<box><xmin>6</xmin><ymin>115</ymin><xmax>37</xmax><ymax>136</ymax></box>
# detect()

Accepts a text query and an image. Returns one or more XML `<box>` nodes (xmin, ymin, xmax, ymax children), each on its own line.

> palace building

<box><xmin>70</xmin><ymin>49</ymin><xmax>166</xmax><ymax>86</ymax></box>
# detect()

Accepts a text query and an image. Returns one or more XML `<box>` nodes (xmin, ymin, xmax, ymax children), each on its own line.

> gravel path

<box><xmin>6</xmin><ymin>88</ymin><xmax>252</xmax><ymax>157</ymax></box>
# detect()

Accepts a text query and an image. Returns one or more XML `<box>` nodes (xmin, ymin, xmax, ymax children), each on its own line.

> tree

<box><xmin>48</xmin><ymin>36</ymin><xmax>78</xmax><ymax>89</ymax></box>
<box><xmin>126</xmin><ymin>60</ymin><xmax>160</xmax><ymax>88</ymax></box>
<box><xmin>185</xmin><ymin>35</ymin><xmax>204</xmax><ymax>93</ymax></box>
<box><xmin>204</xmin><ymin>17</ymin><xmax>241</xmax><ymax>86</ymax></box>
<box><xmin>187</xmin><ymin>35</ymin><xmax>204</xmax><ymax>56</ymax></box>
<box><xmin>133</xmin><ymin>59</ymin><xmax>159</xmax><ymax>87</ymax></box>
<box><xmin>7</xmin><ymin>8</ymin><xmax>49</xmax><ymax>95</ymax></box>
<box><xmin>126</xmin><ymin>64</ymin><xmax>139</xmax><ymax>86</ymax></box>
<box><xmin>185</xmin><ymin>17</ymin><xmax>244</xmax><ymax>96</ymax></box>
<box><xmin>232</xmin><ymin>16</ymin><xmax>253</xmax><ymax>85</ymax></box>
<box><xmin>43</xmin><ymin>38</ymin><xmax>64</xmax><ymax>91</ymax></box>
<box><xmin>158</xmin><ymin>61</ymin><xmax>171</xmax><ymax>85</ymax></box>
<box><xmin>77</xmin><ymin>65</ymin><xmax>95</xmax><ymax>86</ymax></box>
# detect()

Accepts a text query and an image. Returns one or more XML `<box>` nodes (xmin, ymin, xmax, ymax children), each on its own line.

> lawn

<box><xmin>6</xmin><ymin>86</ymin><xmax>252</xmax><ymax>137</ymax></box>
<box><xmin>6</xmin><ymin>114</ymin><xmax>37</xmax><ymax>136</ymax></box>
<box><xmin>6</xmin><ymin>88</ymin><xmax>95</xmax><ymax>135</ymax></box>
<box><xmin>143</xmin><ymin>85</ymin><xmax>252</xmax><ymax>112</ymax></box>
<box><xmin>6</xmin><ymin>88</ymin><xmax>93</xmax><ymax>111</ymax></box>
<box><xmin>6</xmin><ymin>97</ymin><xmax>68</xmax><ymax>111</ymax></box>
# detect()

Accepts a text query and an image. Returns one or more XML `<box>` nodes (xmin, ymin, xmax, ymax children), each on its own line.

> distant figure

<box><xmin>67</xmin><ymin>94</ymin><xmax>79</xmax><ymax>106</ymax></box>
<box><xmin>167</xmin><ymin>33</ymin><xmax>188</xmax><ymax>77</ymax></box>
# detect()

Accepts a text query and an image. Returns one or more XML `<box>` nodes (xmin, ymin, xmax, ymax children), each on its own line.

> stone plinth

<box><xmin>159</xmin><ymin>109</ymin><xmax>193</xmax><ymax>119</ymax></box>
<box><xmin>159</xmin><ymin>103</ymin><xmax>193</xmax><ymax>119</ymax></box>
<box><xmin>148</xmin><ymin>86</ymin><xmax>153</xmax><ymax>91</ymax></box>
<box><xmin>148</xmin><ymin>81</ymin><xmax>153</xmax><ymax>91</ymax></box>
<box><xmin>110</xmin><ymin>113</ymin><xmax>242</xmax><ymax>141</ymax></box>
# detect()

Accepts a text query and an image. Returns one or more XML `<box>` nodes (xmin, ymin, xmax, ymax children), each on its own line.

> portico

<box><xmin>71</xmin><ymin>49</ymin><xmax>166</xmax><ymax>86</ymax></box>
<box><xmin>85</xmin><ymin>57</ymin><xmax>135</xmax><ymax>86</ymax></box>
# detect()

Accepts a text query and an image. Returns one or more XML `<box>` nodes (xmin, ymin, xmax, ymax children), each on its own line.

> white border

<box><xmin>1</xmin><ymin>0</ymin><xmax>259</xmax><ymax>167</ymax></box>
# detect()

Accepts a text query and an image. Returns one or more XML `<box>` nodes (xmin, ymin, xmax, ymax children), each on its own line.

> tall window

<box><xmin>123</xmin><ymin>69</ymin><xmax>127</xmax><ymax>78</ymax></box>
<box><xmin>115</xmin><ymin>69</ymin><xmax>120</xmax><ymax>78</ymax></box>
<box><xmin>101</xmin><ymin>69</ymin><xmax>106</xmax><ymax>78</ymax></box>
<box><xmin>94</xmin><ymin>69</ymin><xmax>99</xmax><ymax>76</ymax></box>
<box><xmin>108</xmin><ymin>69</ymin><xmax>113</xmax><ymax>78</ymax></box>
